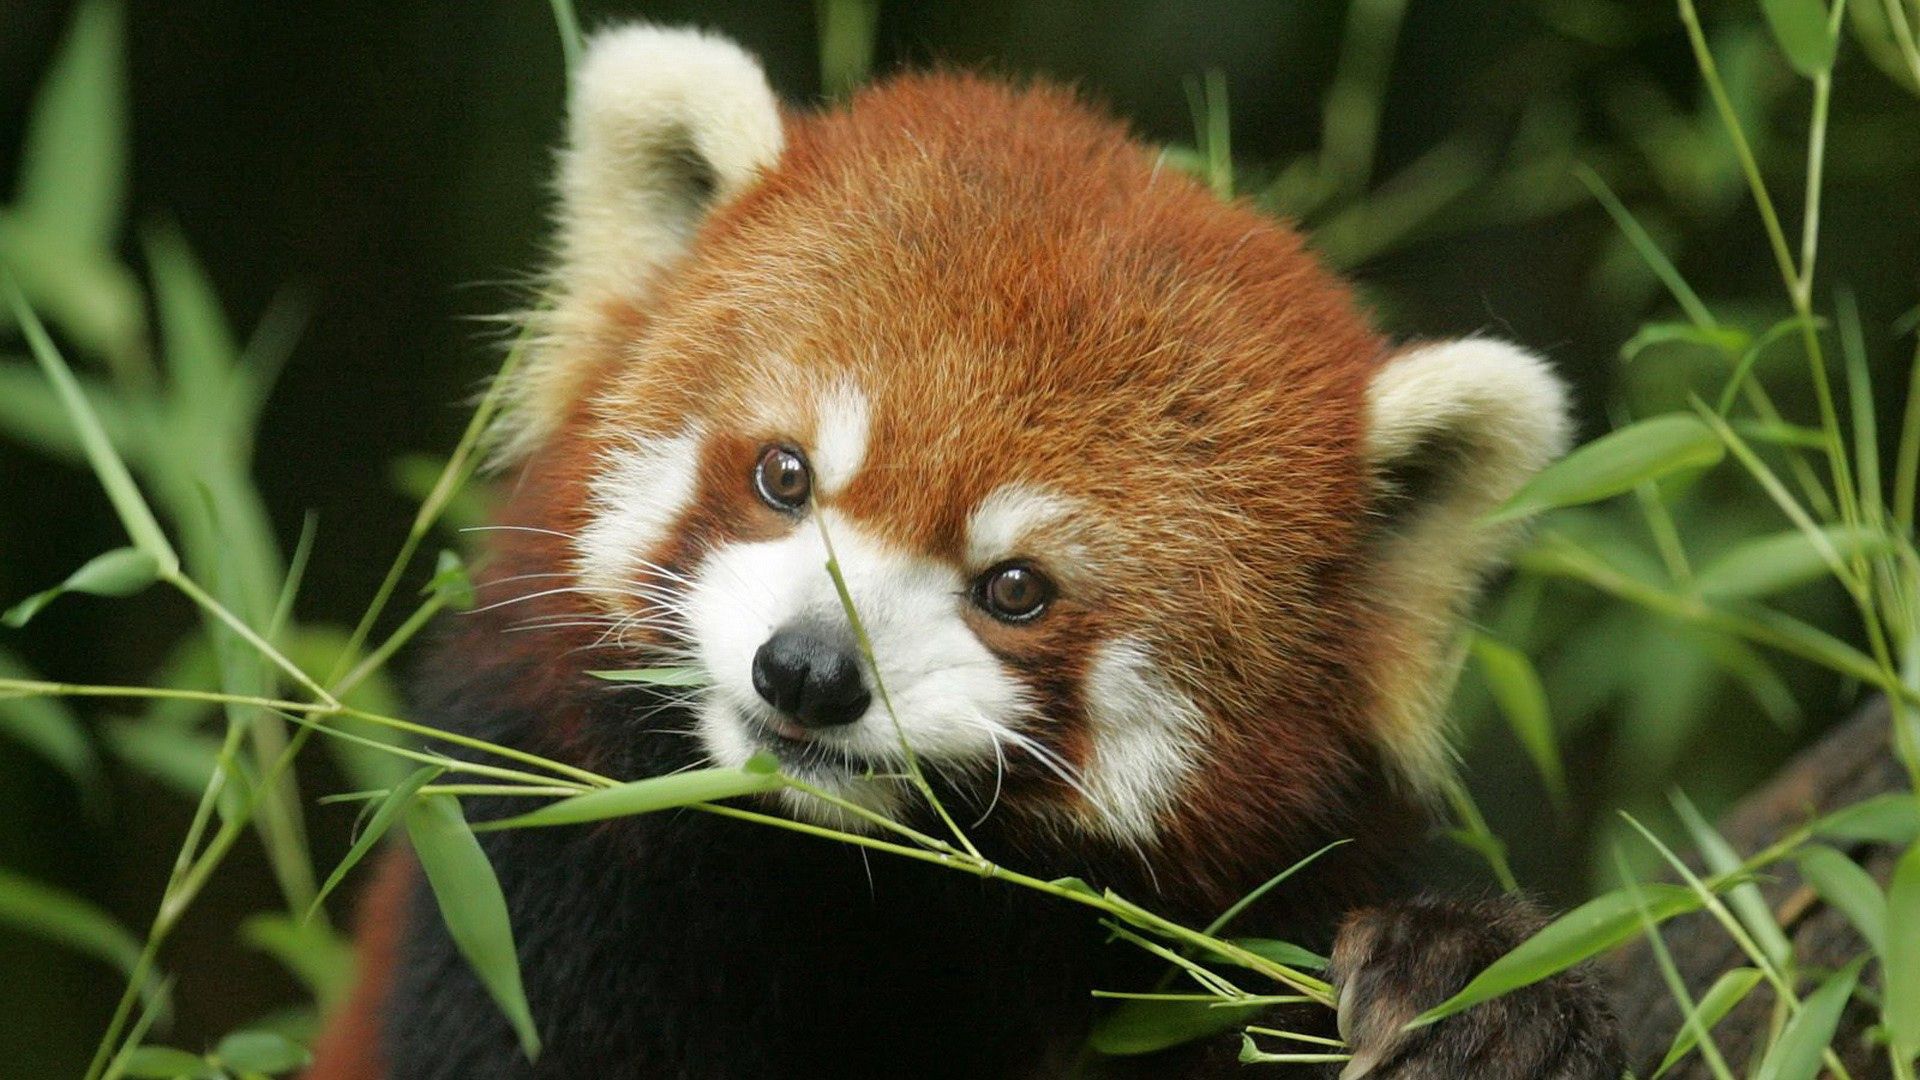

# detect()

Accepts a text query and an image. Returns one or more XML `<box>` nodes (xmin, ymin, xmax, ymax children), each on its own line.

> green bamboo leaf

<box><xmin>1886</xmin><ymin>839</ymin><xmax>1920</xmax><ymax>1055</ymax></box>
<box><xmin>0</xmin><ymin>649</ymin><xmax>97</xmax><ymax>784</ymax></box>
<box><xmin>0</xmin><ymin>866</ymin><xmax>143</xmax><ymax>977</ymax></box>
<box><xmin>0</xmin><ymin>359</ymin><xmax>144</xmax><ymax>466</ymax></box>
<box><xmin>1813</xmin><ymin>793</ymin><xmax>1920</xmax><ymax>846</ymax></box>
<box><xmin>102</xmin><ymin>717</ymin><xmax>222</xmax><ymax>801</ymax></box>
<box><xmin>239</xmin><ymin>914</ymin><xmax>353</xmax><ymax>1008</ymax></box>
<box><xmin>144</xmin><ymin>223</ymin><xmax>239</xmax><ymax>423</ymax></box>
<box><xmin>1089</xmin><ymin>998</ymin><xmax>1264</xmax><ymax>1056</ymax></box>
<box><xmin>477</xmin><ymin>767</ymin><xmax>782</xmax><ymax>831</ymax></box>
<box><xmin>426</xmin><ymin>550</ymin><xmax>476</xmax><ymax>610</ymax></box>
<box><xmin>1671</xmin><ymin>791</ymin><xmax>1791</xmax><ymax>970</ymax></box>
<box><xmin>586</xmin><ymin>666</ymin><xmax>710</xmax><ymax>687</ymax></box>
<box><xmin>0</xmin><ymin>213</ymin><xmax>145</xmax><ymax>361</ymax></box>
<box><xmin>1751</xmin><ymin>955</ymin><xmax>1866</xmax><ymax>1080</ymax></box>
<box><xmin>1761</xmin><ymin>0</ymin><xmax>1838</xmax><ymax>77</ymax></box>
<box><xmin>1471</xmin><ymin>635</ymin><xmax>1567</xmax><ymax>803</ymax></box>
<box><xmin>4</xmin><ymin>278</ymin><xmax>178</xmax><ymax>573</ymax></box>
<box><xmin>1696</xmin><ymin>527</ymin><xmax>1890</xmax><ymax>599</ymax></box>
<box><xmin>1486</xmin><ymin>416</ymin><xmax>1724</xmax><ymax>525</ymax></box>
<box><xmin>1795</xmin><ymin>845</ymin><xmax>1888</xmax><ymax>957</ymax></box>
<box><xmin>4</xmin><ymin>547</ymin><xmax>159</xmax><ymax>627</ymax></box>
<box><xmin>211</xmin><ymin>1030</ymin><xmax>308</xmax><ymax>1074</ymax></box>
<box><xmin>1408</xmin><ymin>883</ymin><xmax>1701</xmax><ymax>1027</ymax></box>
<box><xmin>119</xmin><ymin>1047</ymin><xmax>218</xmax><ymax>1079</ymax></box>
<box><xmin>1651</xmin><ymin>967</ymin><xmax>1763</xmax><ymax>1078</ymax></box>
<box><xmin>308</xmin><ymin>766</ymin><xmax>443</xmax><ymax>923</ymax></box>
<box><xmin>16</xmin><ymin>0</ymin><xmax>127</xmax><ymax>250</ymax></box>
<box><xmin>1619</xmin><ymin>321</ymin><xmax>1750</xmax><ymax>363</ymax></box>
<box><xmin>404</xmin><ymin>794</ymin><xmax>541</xmax><ymax>1060</ymax></box>
<box><xmin>1225</xmin><ymin>938</ymin><xmax>1329</xmax><ymax>971</ymax></box>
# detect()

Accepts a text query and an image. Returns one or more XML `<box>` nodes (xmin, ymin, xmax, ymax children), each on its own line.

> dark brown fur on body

<box><xmin>307</xmin><ymin>27</ymin><xmax>1622</xmax><ymax>1080</ymax></box>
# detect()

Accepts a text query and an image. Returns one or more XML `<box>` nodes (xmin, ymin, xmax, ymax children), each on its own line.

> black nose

<box><xmin>751</xmin><ymin>625</ymin><xmax>872</xmax><ymax>730</ymax></box>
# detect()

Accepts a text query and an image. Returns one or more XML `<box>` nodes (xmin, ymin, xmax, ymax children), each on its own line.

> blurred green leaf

<box><xmin>477</xmin><ymin>767</ymin><xmax>781</xmax><ymax>831</ymax></box>
<box><xmin>1487</xmin><ymin>416</ymin><xmax>1724</xmax><ymax>524</ymax></box>
<box><xmin>390</xmin><ymin>454</ymin><xmax>494</xmax><ymax>535</ymax></box>
<box><xmin>145</xmin><ymin>223</ymin><xmax>239</xmax><ymax>426</ymax></box>
<box><xmin>211</xmin><ymin>1030</ymin><xmax>308</xmax><ymax>1075</ymax></box>
<box><xmin>102</xmin><ymin>717</ymin><xmax>222</xmax><ymax>801</ymax></box>
<box><xmin>427</xmin><ymin>550</ymin><xmax>476</xmax><ymax>610</ymax></box>
<box><xmin>585</xmin><ymin>666</ymin><xmax>709</xmax><ymax>687</ymax></box>
<box><xmin>0</xmin><ymin>865</ymin><xmax>145</xmax><ymax>981</ymax></box>
<box><xmin>3</xmin><ymin>546</ymin><xmax>158</xmax><ymax>627</ymax></box>
<box><xmin>1761</xmin><ymin>0</ymin><xmax>1837</xmax><ymax>78</ymax></box>
<box><xmin>1752</xmin><ymin>955</ymin><xmax>1865</xmax><ymax>1080</ymax></box>
<box><xmin>0</xmin><ymin>648</ymin><xmax>98</xmax><ymax>784</ymax></box>
<box><xmin>1671</xmin><ymin>791</ymin><xmax>1791</xmax><ymax>970</ymax></box>
<box><xmin>1795</xmin><ymin>845</ymin><xmax>1888</xmax><ymax>957</ymax></box>
<box><xmin>404</xmin><ymin>794</ymin><xmax>541</xmax><ymax>1060</ymax></box>
<box><xmin>239</xmin><ymin>914</ymin><xmax>353</xmax><ymax>1009</ymax></box>
<box><xmin>1813</xmin><ymin>793</ymin><xmax>1920</xmax><ymax>846</ymax></box>
<box><xmin>119</xmin><ymin>1047</ymin><xmax>218</xmax><ymax>1079</ymax></box>
<box><xmin>0</xmin><ymin>212</ymin><xmax>145</xmax><ymax>364</ymax></box>
<box><xmin>15</xmin><ymin>0</ymin><xmax>127</xmax><ymax>249</ymax></box>
<box><xmin>0</xmin><ymin>358</ymin><xmax>144</xmax><ymax>466</ymax></box>
<box><xmin>1471</xmin><ymin>635</ymin><xmax>1567</xmax><ymax>803</ymax></box>
<box><xmin>1410</xmin><ymin>883</ymin><xmax>1701</xmax><ymax>1026</ymax></box>
<box><xmin>1887</xmin><ymin>839</ymin><xmax>1920</xmax><ymax>1055</ymax></box>
<box><xmin>1620</xmin><ymin>321</ymin><xmax>1749</xmax><ymax>363</ymax></box>
<box><xmin>1696</xmin><ymin>526</ymin><xmax>1889</xmax><ymax>599</ymax></box>
<box><xmin>1651</xmin><ymin>966</ymin><xmax>1763</xmax><ymax>1078</ymax></box>
<box><xmin>1089</xmin><ymin>998</ymin><xmax>1264</xmax><ymax>1056</ymax></box>
<box><xmin>309</xmin><ymin>765</ymin><xmax>442</xmax><ymax>924</ymax></box>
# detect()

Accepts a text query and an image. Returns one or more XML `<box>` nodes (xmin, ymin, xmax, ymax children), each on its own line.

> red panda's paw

<box><xmin>1325</xmin><ymin>895</ymin><xmax>1622</xmax><ymax>1080</ymax></box>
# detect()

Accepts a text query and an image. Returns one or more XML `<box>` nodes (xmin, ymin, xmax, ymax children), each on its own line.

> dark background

<box><xmin>1</xmin><ymin>1</ymin><xmax>1915</xmax><ymax>1073</ymax></box>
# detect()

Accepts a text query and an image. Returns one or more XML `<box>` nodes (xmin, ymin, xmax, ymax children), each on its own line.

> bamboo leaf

<box><xmin>308</xmin><ymin>766</ymin><xmax>442</xmax><ymax>923</ymax></box>
<box><xmin>0</xmin><ymin>866</ymin><xmax>151</xmax><ymax>992</ymax></box>
<box><xmin>4</xmin><ymin>547</ymin><xmax>159</xmax><ymax>627</ymax></box>
<box><xmin>1620</xmin><ymin>321</ymin><xmax>1750</xmax><ymax>363</ymax></box>
<box><xmin>1696</xmin><ymin>527</ymin><xmax>1890</xmax><ymax>599</ymax></box>
<box><xmin>1409</xmin><ymin>883</ymin><xmax>1701</xmax><ymax>1026</ymax></box>
<box><xmin>118</xmin><ymin>1047</ymin><xmax>217</xmax><ymax>1079</ymax></box>
<box><xmin>1226</xmin><ymin>938</ymin><xmax>1329</xmax><ymax>971</ymax></box>
<box><xmin>1486</xmin><ymin>416</ymin><xmax>1724</xmax><ymax>524</ymax></box>
<box><xmin>1671</xmin><ymin>791</ymin><xmax>1792</xmax><ymax>970</ymax></box>
<box><xmin>1796</xmin><ymin>845</ymin><xmax>1888</xmax><ymax>957</ymax></box>
<box><xmin>1651</xmin><ymin>967</ymin><xmax>1763</xmax><ymax>1078</ymax></box>
<box><xmin>1813</xmin><ymin>793</ymin><xmax>1920</xmax><ymax>846</ymax></box>
<box><xmin>1751</xmin><ymin>955</ymin><xmax>1866</xmax><ymax>1080</ymax></box>
<box><xmin>1761</xmin><ymin>0</ymin><xmax>1839</xmax><ymax>77</ymax></box>
<box><xmin>144</xmin><ymin>223</ymin><xmax>239</xmax><ymax>424</ymax></box>
<box><xmin>476</xmin><ymin>766</ymin><xmax>781</xmax><ymax>831</ymax></box>
<box><xmin>211</xmin><ymin>1030</ymin><xmax>308</xmax><ymax>1075</ymax></box>
<box><xmin>1089</xmin><ymin>998</ymin><xmax>1264</xmax><ymax>1056</ymax></box>
<box><xmin>238</xmin><ymin>914</ymin><xmax>353</xmax><ymax>1008</ymax></box>
<box><xmin>16</xmin><ymin>0</ymin><xmax>127</xmax><ymax>250</ymax></box>
<box><xmin>0</xmin><ymin>649</ymin><xmax>98</xmax><ymax>784</ymax></box>
<box><xmin>403</xmin><ymin>794</ymin><xmax>540</xmax><ymax>1060</ymax></box>
<box><xmin>1886</xmin><ymin>839</ymin><xmax>1920</xmax><ymax>1054</ymax></box>
<box><xmin>1471</xmin><ymin>635</ymin><xmax>1567</xmax><ymax>803</ymax></box>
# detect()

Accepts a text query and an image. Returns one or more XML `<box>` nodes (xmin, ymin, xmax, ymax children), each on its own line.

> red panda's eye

<box><xmin>975</xmin><ymin>563</ymin><xmax>1053</xmax><ymax>623</ymax></box>
<box><xmin>754</xmin><ymin>445</ymin><xmax>812</xmax><ymax>511</ymax></box>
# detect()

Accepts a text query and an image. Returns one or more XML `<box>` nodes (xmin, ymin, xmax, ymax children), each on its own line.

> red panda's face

<box><xmin>505</xmin><ymin>27</ymin><xmax>1570</xmax><ymax>891</ymax></box>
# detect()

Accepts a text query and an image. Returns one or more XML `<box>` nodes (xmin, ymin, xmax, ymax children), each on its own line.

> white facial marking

<box><xmin>1081</xmin><ymin>638</ymin><xmax>1205</xmax><ymax>841</ymax></box>
<box><xmin>810</xmin><ymin>383</ymin><xmax>871</xmax><ymax>498</ymax></box>
<box><xmin>965</xmin><ymin>484</ymin><xmax>1080</xmax><ymax>568</ymax></box>
<box><xmin>576</xmin><ymin>430</ymin><xmax>704</xmax><ymax>598</ymax></box>
<box><xmin>686</xmin><ymin>510</ymin><xmax>1028</xmax><ymax>823</ymax></box>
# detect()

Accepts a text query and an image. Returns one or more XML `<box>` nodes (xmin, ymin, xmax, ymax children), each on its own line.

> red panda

<box><xmin>307</xmin><ymin>24</ymin><xmax>1621</xmax><ymax>1080</ymax></box>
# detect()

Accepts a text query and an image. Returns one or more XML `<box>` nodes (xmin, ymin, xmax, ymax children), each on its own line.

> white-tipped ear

<box><xmin>1361</xmin><ymin>338</ymin><xmax>1572</xmax><ymax>783</ymax></box>
<box><xmin>505</xmin><ymin>25</ymin><xmax>784</xmax><ymax>460</ymax></box>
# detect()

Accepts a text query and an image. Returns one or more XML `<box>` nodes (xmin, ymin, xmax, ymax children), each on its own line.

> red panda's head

<box><xmin>490</xmin><ymin>26</ymin><xmax>1569</xmax><ymax>904</ymax></box>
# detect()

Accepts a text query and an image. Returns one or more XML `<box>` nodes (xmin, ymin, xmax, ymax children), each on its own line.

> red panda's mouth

<box><xmin>737</xmin><ymin>709</ymin><xmax>895</xmax><ymax>779</ymax></box>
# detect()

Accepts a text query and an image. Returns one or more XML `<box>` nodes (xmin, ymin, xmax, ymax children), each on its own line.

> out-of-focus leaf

<box><xmin>15</xmin><ymin>0</ymin><xmax>126</xmax><ymax>249</ymax></box>
<box><xmin>1410</xmin><ymin>883</ymin><xmax>1701</xmax><ymax>1026</ymax></box>
<box><xmin>1619</xmin><ymin>321</ymin><xmax>1749</xmax><ymax>363</ymax></box>
<box><xmin>1752</xmin><ymin>955</ymin><xmax>1866</xmax><ymax>1080</ymax></box>
<box><xmin>212</xmin><ymin>1030</ymin><xmax>308</xmax><ymax>1075</ymax></box>
<box><xmin>1671</xmin><ymin>791</ymin><xmax>1791</xmax><ymax>969</ymax></box>
<box><xmin>1813</xmin><ymin>793</ymin><xmax>1920</xmax><ymax>846</ymax></box>
<box><xmin>1696</xmin><ymin>526</ymin><xmax>1888</xmax><ymax>599</ymax></box>
<box><xmin>404</xmin><ymin>795</ymin><xmax>541</xmax><ymax>1060</ymax></box>
<box><xmin>3</xmin><ymin>546</ymin><xmax>158</xmax><ymax>627</ymax></box>
<box><xmin>239</xmin><ymin>914</ymin><xmax>353</xmax><ymax>1009</ymax></box>
<box><xmin>102</xmin><ymin>717</ymin><xmax>222</xmax><ymax>801</ymax></box>
<box><xmin>427</xmin><ymin>550</ymin><xmax>476</xmax><ymax>610</ymax></box>
<box><xmin>0</xmin><ymin>865</ymin><xmax>141</xmax><ymax>976</ymax></box>
<box><xmin>1761</xmin><ymin>0</ymin><xmax>1838</xmax><ymax>77</ymax></box>
<box><xmin>0</xmin><ymin>649</ymin><xmax>98</xmax><ymax>784</ymax></box>
<box><xmin>1487</xmin><ymin>416</ymin><xmax>1724</xmax><ymax>524</ymax></box>
<box><xmin>1471</xmin><ymin>635</ymin><xmax>1566</xmax><ymax>803</ymax></box>
<box><xmin>390</xmin><ymin>454</ymin><xmax>495</xmax><ymax>535</ymax></box>
<box><xmin>145</xmin><ymin>224</ymin><xmax>238</xmax><ymax>425</ymax></box>
<box><xmin>309</xmin><ymin>766</ymin><xmax>441</xmax><ymax>924</ymax></box>
<box><xmin>119</xmin><ymin>1047</ymin><xmax>218</xmax><ymax>1079</ymax></box>
<box><xmin>0</xmin><ymin>358</ymin><xmax>144</xmax><ymax>466</ymax></box>
<box><xmin>1796</xmin><ymin>845</ymin><xmax>1888</xmax><ymax>956</ymax></box>
<box><xmin>0</xmin><ymin>212</ymin><xmax>144</xmax><ymax>362</ymax></box>
<box><xmin>1089</xmin><ymin>998</ymin><xmax>1264</xmax><ymax>1056</ymax></box>
<box><xmin>477</xmin><ymin>767</ymin><xmax>781</xmax><ymax>831</ymax></box>
<box><xmin>1886</xmin><ymin>839</ymin><xmax>1920</xmax><ymax>1055</ymax></box>
<box><xmin>1651</xmin><ymin>967</ymin><xmax>1763</xmax><ymax>1078</ymax></box>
